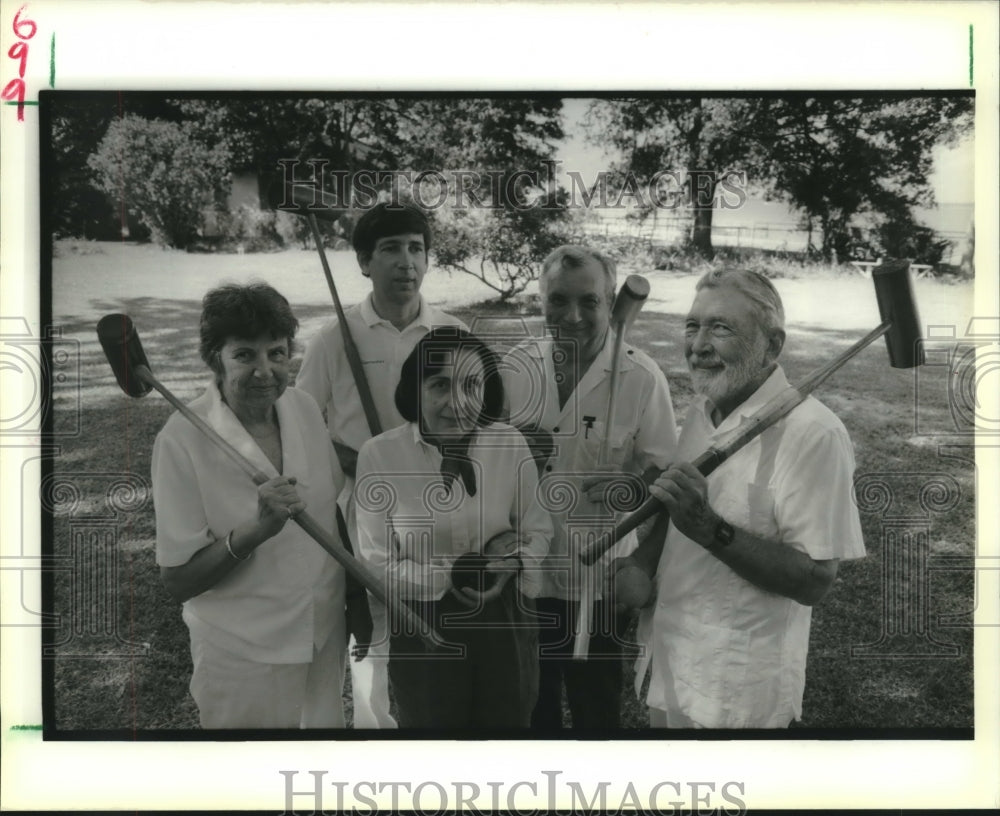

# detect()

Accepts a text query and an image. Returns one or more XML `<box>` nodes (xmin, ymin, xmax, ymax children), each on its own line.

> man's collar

<box><xmin>698</xmin><ymin>365</ymin><xmax>790</xmax><ymax>434</ymax></box>
<box><xmin>361</xmin><ymin>293</ymin><xmax>431</xmax><ymax>329</ymax></box>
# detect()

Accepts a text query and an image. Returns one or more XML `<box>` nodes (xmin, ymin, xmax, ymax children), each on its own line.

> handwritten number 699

<box><xmin>5</xmin><ymin>6</ymin><xmax>36</xmax><ymax>121</ymax></box>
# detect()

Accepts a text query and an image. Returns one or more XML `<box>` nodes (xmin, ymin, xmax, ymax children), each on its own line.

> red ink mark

<box><xmin>5</xmin><ymin>5</ymin><xmax>36</xmax><ymax>121</ymax></box>
<box><xmin>9</xmin><ymin>41</ymin><xmax>28</xmax><ymax>76</ymax></box>
<box><xmin>12</xmin><ymin>6</ymin><xmax>36</xmax><ymax>40</ymax></box>
<box><xmin>1</xmin><ymin>79</ymin><xmax>25</xmax><ymax>121</ymax></box>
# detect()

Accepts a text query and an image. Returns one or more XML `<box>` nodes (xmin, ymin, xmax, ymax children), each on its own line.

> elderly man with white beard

<box><xmin>625</xmin><ymin>267</ymin><xmax>865</xmax><ymax>729</ymax></box>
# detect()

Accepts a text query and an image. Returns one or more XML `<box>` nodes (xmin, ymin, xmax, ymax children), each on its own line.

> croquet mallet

<box><xmin>573</xmin><ymin>274</ymin><xmax>650</xmax><ymax>659</ymax></box>
<box><xmin>96</xmin><ymin>313</ymin><xmax>440</xmax><ymax>646</ymax></box>
<box><xmin>578</xmin><ymin>258</ymin><xmax>926</xmax><ymax>574</ymax></box>
<box><xmin>282</xmin><ymin>183</ymin><xmax>382</xmax><ymax>438</ymax></box>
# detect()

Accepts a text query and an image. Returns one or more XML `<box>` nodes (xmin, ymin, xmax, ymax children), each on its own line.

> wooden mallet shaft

<box><xmin>578</xmin><ymin>258</ymin><xmax>925</xmax><ymax>566</ymax></box>
<box><xmin>281</xmin><ymin>183</ymin><xmax>383</xmax><ymax>439</ymax></box>
<box><xmin>96</xmin><ymin>313</ymin><xmax>440</xmax><ymax>647</ymax></box>
<box><xmin>573</xmin><ymin>274</ymin><xmax>650</xmax><ymax>660</ymax></box>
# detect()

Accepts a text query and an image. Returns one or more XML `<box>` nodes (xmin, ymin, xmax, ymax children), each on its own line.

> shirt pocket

<box><xmin>576</xmin><ymin>421</ymin><xmax>634</xmax><ymax>469</ymax></box>
<box><xmin>746</xmin><ymin>482</ymin><xmax>777</xmax><ymax>538</ymax></box>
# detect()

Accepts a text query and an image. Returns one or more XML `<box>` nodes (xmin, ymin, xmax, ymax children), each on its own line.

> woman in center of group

<box><xmin>355</xmin><ymin>326</ymin><xmax>551</xmax><ymax>729</ymax></box>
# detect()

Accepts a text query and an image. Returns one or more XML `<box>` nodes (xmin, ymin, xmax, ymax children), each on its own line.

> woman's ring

<box><xmin>286</xmin><ymin>507</ymin><xmax>294</xmax><ymax>519</ymax></box>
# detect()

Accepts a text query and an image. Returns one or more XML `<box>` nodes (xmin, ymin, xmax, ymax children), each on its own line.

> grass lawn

<box><xmin>47</xmin><ymin>242</ymin><xmax>976</xmax><ymax>732</ymax></box>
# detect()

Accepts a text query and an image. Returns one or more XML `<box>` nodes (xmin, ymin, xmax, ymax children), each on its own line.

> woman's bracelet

<box><xmin>224</xmin><ymin>530</ymin><xmax>252</xmax><ymax>562</ymax></box>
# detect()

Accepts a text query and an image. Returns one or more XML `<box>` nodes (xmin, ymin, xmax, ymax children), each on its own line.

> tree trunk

<box><xmin>689</xmin><ymin>204</ymin><xmax>715</xmax><ymax>259</ymax></box>
<box><xmin>683</xmin><ymin>101</ymin><xmax>715</xmax><ymax>259</ymax></box>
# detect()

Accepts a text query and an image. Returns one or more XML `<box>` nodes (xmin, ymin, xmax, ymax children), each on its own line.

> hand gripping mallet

<box><xmin>282</xmin><ymin>183</ymin><xmax>382</xmax><ymax>438</ymax></box>
<box><xmin>96</xmin><ymin>313</ymin><xmax>440</xmax><ymax>647</ymax></box>
<box><xmin>578</xmin><ymin>258</ymin><xmax>925</xmax><ymax>571</ymax></box>
<box><xmin>573</xmin><ymin>274</ymin><xmax>650</xmax><ymax>660</ymax></box>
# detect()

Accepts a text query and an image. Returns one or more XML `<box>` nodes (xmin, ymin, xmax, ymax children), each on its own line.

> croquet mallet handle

<box><xmin>133</xmin><ymin>364</ymin><xmax>439</xmax><ymax>646</ymax></box>
<box><xmin>305</xmin><ymin>213</ymin><xmax>383</xmax><ymax>439</ymax></box>
<box><xmin>578</xmin><ymin>321</ymin><xmax>895</xmax><ymax>566</ymax></box>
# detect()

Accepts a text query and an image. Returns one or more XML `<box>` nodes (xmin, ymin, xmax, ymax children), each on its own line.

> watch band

<box><xmin>712</xmin><ymin>519</ymin><xmax>735</xmax><ymax>549</ymax></box>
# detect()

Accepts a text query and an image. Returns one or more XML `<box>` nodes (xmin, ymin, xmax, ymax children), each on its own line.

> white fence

<box><xmin>578</xmin><ymin>209</ymin><xmax>969</xmax><ymax>264</ymax></box>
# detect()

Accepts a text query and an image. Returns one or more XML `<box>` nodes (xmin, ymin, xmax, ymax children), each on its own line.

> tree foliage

<box><xmin>166</xmin><ymin>98</ymin><xmax>414</xmax><ymax>199</ymax></box>
<box><xmin>584</xmin><ymin>94</ymin><xmax>973</xmax><ymax>263</ymax></box>
<box><xmin>584</xmin><ymin>97</ymin><xmax>763</xmax><ymax>259</ymax></box>
<box><xmin>48</xmin><ymin>95</ymin><xmax>176</xmax><ymax>240</ymax></box>
<box><xmin>399</xmin><ymin>98</ymin><xmax>578</xmax><ymax>300</ymax></box>
<box><xmin>58</xmin><ymin>92</ymin><xmax>972</xmax><ymax>279</ymax></box>
<box><xmin>88</xmin><ymin>115</ymin><xmax>232</xmax><ymax>249</ymax></box>
<box><xmin>751</xmin><ymin>96</ymin><xmax>974</xmax><ymax>261</ymax></box>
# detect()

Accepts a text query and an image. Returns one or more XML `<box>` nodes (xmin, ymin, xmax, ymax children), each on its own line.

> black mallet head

<box><xmin>274</xmin><ymin>183</ymin><xmax>348</xmax><ymax>223</ymax></box>
<box><xmin>873</xmin><ymin>259</ymin><xmax>925</xmax><ymax>369</ymax></box>
<box><xmin>449</xmin><ymin>552</ymin><xmax>493</xmax><ymax>593</ymax></box>
<box><xmin>96</xmin><ymin>314</ymin><xmax>154</xmax><ymax>398</ymax></box>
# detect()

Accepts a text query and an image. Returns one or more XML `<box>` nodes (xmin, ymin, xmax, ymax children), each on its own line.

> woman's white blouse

<box><xmin>354</xmin><ymin>422</ymin><xmax>552</xmax><ymax>600</ymax></box>
<box><xmin>152</xmin><ymin>382</ymin><xmax>346</xmax><ymax>664</ymax></box>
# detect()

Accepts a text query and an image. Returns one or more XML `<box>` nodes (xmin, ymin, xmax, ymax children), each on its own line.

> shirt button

<box><xmin>553</xmin><ymin>426</ymin><xmax>560</xmax><ymax>433</ymax></box>
<box><xmin>545</xmin><ymin>465</ymin><xmax>553</xmax><ymax>472</ymax></box>
<box><xmin>627</xmin><ymin>349</ymin><xmax>634</xmax><ymax>355</ymax></box>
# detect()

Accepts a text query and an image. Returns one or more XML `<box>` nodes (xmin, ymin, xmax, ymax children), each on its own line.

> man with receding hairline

<box><xmin>502</xmin><ymin>244</ymin><xmax>677</xmax><ymax>730</ymax></box>
<box><xmin>628</xmin><ymin>267</ymin><xmax>866</xmax><ymax>728</ymax></box>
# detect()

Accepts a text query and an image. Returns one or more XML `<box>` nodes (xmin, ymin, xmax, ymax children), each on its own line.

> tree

<box><xmin>583</xmin><ymin>97</ymin><xmax>763</xmax><ymax>259</ymax></box>
<box><xmin>167</xmin><ymin>97</ymin><xmax>415</xmax><ymax>207</ymax></box>
<box><xmin>48</xmin><ymin>94</ymin><xmax>180</xmax><ymax>240</ymax></box>
<box><xmin>398</xmin><ymin>98</ymin><xmax>578</xmax><ymax>300</ymax></box>
<box><xmin>750</xmin><ymin>96</ymin><xmax>974</xmax><ymax>262</ymax></box>
<box><xmin>88</xmin><ymin>115</ymin><xmax>232</xmax><ymax>249</ymax></box>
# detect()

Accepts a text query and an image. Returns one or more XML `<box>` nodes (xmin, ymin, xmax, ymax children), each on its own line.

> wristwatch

<box><xmin>711</xmin><ymin>518</ymin><xmax>735</xmax><ymax>549</ymax></box>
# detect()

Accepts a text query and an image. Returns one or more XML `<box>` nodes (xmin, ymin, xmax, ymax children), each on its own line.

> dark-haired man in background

<box><xmin>297</xmin><ymin>202</ymin><xmax>465</xmax><ymax>728</ymax></box>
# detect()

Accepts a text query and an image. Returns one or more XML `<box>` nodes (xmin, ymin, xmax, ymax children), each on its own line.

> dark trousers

<box><xmin>388</xmin><ymin>584</ymin><xmax>538</xmax><ymax>729</ymax></box>
<box><xmin>531</xmin><ymin>596</ymin><xmax>630</xmax><ymax>730</ymax></box>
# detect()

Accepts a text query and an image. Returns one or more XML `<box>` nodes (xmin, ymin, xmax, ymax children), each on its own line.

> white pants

<box><xmin>348</xmin><ymin>600</ymin><xmax>396</xmax><ymax>728</ymax></box>
<box><xmin>190</xmin><ymin>633</ymin><xmax>346</xmax><ymax>729</ymax></box>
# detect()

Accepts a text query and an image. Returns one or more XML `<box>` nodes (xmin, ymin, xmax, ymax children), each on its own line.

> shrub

<box><xmin>872</xmin><ymin>219</ymin><xmax>950</xmax><ymax>267</ymax></box>
<box><xmin>428</xmin><ymin>173</ymin><xmax>582</xmax><ymax>302</ymax></box>
<box><xmin>88</xmin><ymin>115</ymin><xmax>232</xmax><ymax>249</ymax></box>
<box><xmin>213</xmin><ymin>204</ymin><xmax>279</xmax><ymax>252</ymax></box>
<box><xmin>434</xmin><ymin>202</ymin><xmax>577</xmax><ymax>302</ymax></box>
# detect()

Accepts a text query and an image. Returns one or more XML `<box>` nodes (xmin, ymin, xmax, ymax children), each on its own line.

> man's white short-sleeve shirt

<box><xmin>296</xmin><ymin>294</ymin><xmax>466</xmax><ymax>452</ymax></box>
<box><xmin>502</xmin><ymin>331</ymin><xmax>678</xmax><ymax>599</ymax></box>
<box><xmin>637</xmin><ymin>366</ymin><xmax>866</xmax><ymax>727</ymax></box>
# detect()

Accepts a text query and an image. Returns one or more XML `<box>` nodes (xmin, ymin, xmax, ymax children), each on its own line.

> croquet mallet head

<box><xmin>872</xmin><ymin>259</ymin><xmax>925</xmax><ymax>369</ymax></box>
<box><xmin>274</xmin><ymin>183</ymin><xmax>348</xmax><ymax>223</ymax></box>
<box><xmin>96</xmin><ymin>313</ymin><xmax>154</xmax><ymax>398</ymax></box>
<box><xmin>610</xmin><ymin>274</ymin><xmax>650</xmax><ymax>332</ymax></box>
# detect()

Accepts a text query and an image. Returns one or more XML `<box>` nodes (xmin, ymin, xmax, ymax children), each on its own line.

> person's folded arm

<box><xmin>650</xmin><ymin>462</ymin><xmax>839</xmax><ymax>606</ymax></box>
